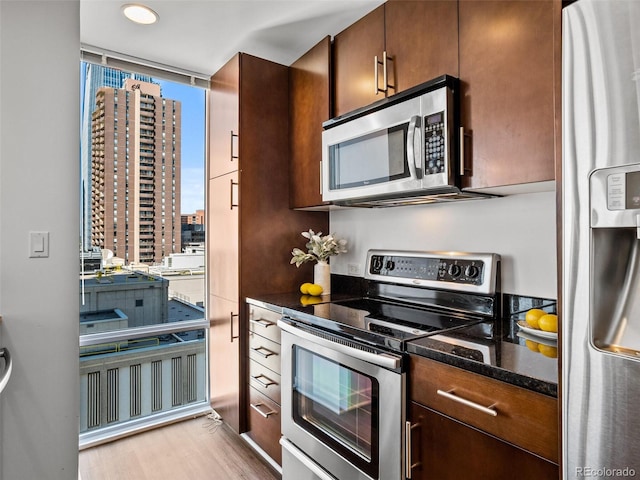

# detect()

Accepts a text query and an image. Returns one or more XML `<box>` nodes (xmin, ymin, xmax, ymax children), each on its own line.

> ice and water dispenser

<box><xmin>590</xmin><ymin>164</ymin><xmax>640</xmax><ymax>357</ymax></box>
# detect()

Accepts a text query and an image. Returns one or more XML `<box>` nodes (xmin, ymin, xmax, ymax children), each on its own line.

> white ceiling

<box><xmin>80</xmin><ymin>0</ymin><xmax>385</xmax><ymax>78</ymax></box>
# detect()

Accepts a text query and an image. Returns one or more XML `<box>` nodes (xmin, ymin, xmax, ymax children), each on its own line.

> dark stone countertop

<box><xmin>246</xmin><ymin>290</ymin><xmax>558</xmax><ymax>398</ymax></box>
<box><xmin>406</xmin><ymin>316</ymin><xmax>558</xmax><ymax>398</ymax></box>
<box><xmin>246</xmin><ymin>291</ymin><xmax>361</xmax><ymax>314</ymax></box>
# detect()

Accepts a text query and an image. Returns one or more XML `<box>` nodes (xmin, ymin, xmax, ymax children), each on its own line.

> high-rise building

<box><xmin>80</xmin><ymin>63</ymin><xmax>153</xmax><ymax>252</ymax></box>
<box><xmin>91</xmin><ymin>78</ymin><xmax>181</xmax><ymax>265</ymax></box>
<box><xmin>181</xmin><ymin>209</ymin><xmax>205</xmax><ymax>226</ymax></box>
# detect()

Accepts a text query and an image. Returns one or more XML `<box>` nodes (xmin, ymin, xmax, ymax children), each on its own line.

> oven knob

<box><xmin>386</xmin><ymin>260</ymin><xmax>395</xmax><ymax>271</ymax></box>
<box><xmin>465</xmin><ymin>265</ymin><xmax>480</xmax><ymax>279</ymax></box>
<box><xmin>448</xmin><ymin>264</ymin><xmax>462</xmax><ymax>278</ymax></box>
<box><xmin>371</xmin><ymin>255</ymin><xmax>384</xmax><ymax>274</ymax></box>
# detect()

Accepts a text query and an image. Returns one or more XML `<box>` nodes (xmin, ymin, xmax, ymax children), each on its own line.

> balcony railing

<box><xmin>79</xmin><ymin>319</ymin><xmax>210</xmax><ymax>449</ymax></box>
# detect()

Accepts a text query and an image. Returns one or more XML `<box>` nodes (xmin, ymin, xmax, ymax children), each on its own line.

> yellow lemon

<box><xmin>525</xmin><ymin>309</ymin><xmax>546</xmax><ymax>329</ymax></box>
<box><xmin>538</xmin><ymin>344</ymin><xmax>558</xmax><ymax>358</ymax></box>
<box><xmin>307</xmin><ymin>284</ymin><xmax>324</xmax><ymax>296</ymax></box>
<box><xmin>525</xmin><ymin>339</ymin><xmax>540</xmax><ymax>352</ymax></box>
<box><xmin>538</xmin><ymin>314</ymin><xmax>558</xmax><ymax>333</ymax></box>
<box><xmin>300</xmin><ymin>282</ymin><xmax>313</xmax><ymax>294</ymax></box>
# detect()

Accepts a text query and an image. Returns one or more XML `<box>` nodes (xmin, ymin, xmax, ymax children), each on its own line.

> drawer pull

<box><xmin>250</xmin><ymin>402</ymin><xmax>277</xmax><ymax>418</ymax></box>
<box><xmin>249</xmin><ymin>317</ymin><xmax>276</xmax><ymax>328</ymax></box>
<box><xmin>252</xmin><ymin>373</ymin><xmax>277</xmax><ymax>388</ymax></box>
<box><xmin>251</xmin><ymin>346</ymin><xmax>277</xmax><ymax>358</ymax></box>
<box><xmin>437</xmin><ymin>389</ymin><xmax>498</xmax><ymax>417</ymax></box>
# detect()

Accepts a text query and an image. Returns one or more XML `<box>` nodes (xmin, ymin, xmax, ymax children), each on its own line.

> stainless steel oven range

<box><xmin>279</xmin><ymin>250</ymin><xmax>501</xmax><ymax>480</ymax></box>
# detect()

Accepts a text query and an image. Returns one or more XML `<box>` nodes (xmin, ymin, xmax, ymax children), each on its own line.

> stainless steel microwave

<box><xmin>322</xmin><ymin>76</ymin><xmax>461</xmax><ymax>206</ymax></box>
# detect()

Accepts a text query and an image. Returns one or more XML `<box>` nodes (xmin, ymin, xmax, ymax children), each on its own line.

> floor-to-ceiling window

<box><xmin>79</xmin><ymin>57</ymin><xmax>209</xmax><ymax>448</ymax></box>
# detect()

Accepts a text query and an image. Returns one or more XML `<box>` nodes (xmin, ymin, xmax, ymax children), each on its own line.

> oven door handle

<box><xmin>278</xmin><ymin>319</ymin><xmax>401</xmax><ymax>370</ymax></box>
<box><xmin>280</xmin><ymin>437</ymin><xmax>337</xmax><ymax>480</ymax></box>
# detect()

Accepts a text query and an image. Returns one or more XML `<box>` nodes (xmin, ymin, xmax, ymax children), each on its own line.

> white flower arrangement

<box><xmin>290</xmin><ymin>229</ymin><xmax>348</xmax><ymax>267</ymax></box>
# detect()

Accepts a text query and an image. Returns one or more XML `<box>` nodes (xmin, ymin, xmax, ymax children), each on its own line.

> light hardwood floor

<box><xmin>79</xmin><ymin>415</ymin><xmax>280</xmax><ymax>480</ymax></box>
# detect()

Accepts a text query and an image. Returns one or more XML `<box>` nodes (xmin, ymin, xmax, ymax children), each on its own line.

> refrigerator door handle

<box><xmin>0</xmin><ymin>347</ymin><xmax>13</xmax><ymax>395</ymax></box>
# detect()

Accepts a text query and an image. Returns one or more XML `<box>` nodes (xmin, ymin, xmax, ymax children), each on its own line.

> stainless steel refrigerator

<box><xmin>563</xmin><ymin>0</ymin><xmax>640</xmax><ymax>477</ymax></box>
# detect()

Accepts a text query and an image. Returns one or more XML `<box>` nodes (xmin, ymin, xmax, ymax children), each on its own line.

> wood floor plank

<box><xmin>79</xmin><ymin>415</ymin><xmax>280</xmax><ymax>480</ymax></box>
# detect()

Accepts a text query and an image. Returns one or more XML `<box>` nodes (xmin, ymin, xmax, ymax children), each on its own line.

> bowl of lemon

<box><xmin>516</xmin><ymin>308</ymin><xmax>558</xmax><ymax>358</ymax></box>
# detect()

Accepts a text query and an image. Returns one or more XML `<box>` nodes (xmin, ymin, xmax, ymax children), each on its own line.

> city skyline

<box><xmin>80</xmin><ymin>63</ymin><xmax>206</xmax><ymax>217</ymax></box>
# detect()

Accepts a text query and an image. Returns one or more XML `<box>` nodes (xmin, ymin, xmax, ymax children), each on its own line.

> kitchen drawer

<box><xmin>247</xmin><ymin>386</ymin><xmax>282</xmax><ymax>466</ymax></box>
<box><xmin>249</xmin><ymin>358</ymin><xmax>281</xmax><ymax>404</ymax></box>
<box><xmin>410</xmin><ymin>355</ymin><xmax>558</xmax><ymax>463</ymax></box>
<box><xmin>248</xmin><ymin>304</ymin><xmax>282</xmax><ymax>344</ymax></box>
<box><xmin>249</xmin><ymin>332</ymin><xmax>281</xmax><ymax>374</ymax></box>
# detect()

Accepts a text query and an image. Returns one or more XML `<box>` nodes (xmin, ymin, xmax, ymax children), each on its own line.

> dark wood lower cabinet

<box><xmin>409</xmin><ymin>402</ymin><xmax>558</xmax><ymax>480</ymax></box>
<box><xmin>247</xmin><ymin>387</ymin><xmax>282</xmax><ymax>465</ymax></box>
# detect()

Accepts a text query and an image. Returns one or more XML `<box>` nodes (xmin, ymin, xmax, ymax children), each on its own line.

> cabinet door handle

<box><xmin>459</xmin><ymin>127</ymin><xmax>465</xmax><ymax>176</ymax></box>
<box><xmin>230</xmin><ymin>179</ymin><xmax>239</xmax><ymax>209</ymax></box>
<box><xmin>459</xmin><ymin>126</ymin><xmax>472</xmax><ymax>176</ymax></box>
<box><xmin>437</xmin><ymin>389</ymin><xmax>498</xmax><ymax>417</ymax></box>
<box><xmin>249</xmin><ymin>317</ymin><xmax>276</xmax><ymax>329</ymax></box>
<box><xmin>250</xmin><ymin>402</ymin><xmax>277</xmax><ymax>418</ymax></box>
<box><xmin>375</xmin><ymin>52</ymin><xmax>394</xmax><ymax>95</ymax></box>
<box><xmin>405</xmin><ymin>421</ymin><xmax>421</xmax><ymax>479</ymax></box>
<box><xmin>251</xmin><ymin>373</ymin><xmax>277</xmax><ymax>388</ymax></box>
<box><xmin>251</xmin><ymin>345</ymin><xmax>277</xmax><ymax>358</ymax></box>
<box><xmin>383</xmin><ymin>51</ymin><xmax>394</xmax><ymax>92</ymax></box>
<box><xmin>230</xmin><ymin>312</ymin><xmax>239</xmax><ymax>342</ymax></box>
<box><xmin>374</xmin><ymin>54</ymin><xmax>381</xmax><ymax>95</ymax></box>
<box><xmin>230</xmin><ymin>130</ymin><xmax>238</xmax><ymax>161</ymax></box>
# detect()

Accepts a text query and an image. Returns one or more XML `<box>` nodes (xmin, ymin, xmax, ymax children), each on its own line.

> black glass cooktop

<box><xmin>283</xmin><ymin>297</ymin><xmax>487</xmax><ymax>352</ymax></box>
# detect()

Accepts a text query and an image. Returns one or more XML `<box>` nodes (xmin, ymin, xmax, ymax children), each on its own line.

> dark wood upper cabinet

<box><xmin>209</xmin><ymin>54</ymin><xmax>240</xmax><ymax>179</ymax></box>
<box><xmin>289</xmin><ymin>36</ymin><xmax>331</xmax><ymax>209</ymax></box>
<box><xmin>459</xmin><ymin>0</ymin><xmax>560</xmax><ymax>190</ymax></box>
<box><xmin>333</xmin><ymin>5</ymin><xmax>385</xmax><ymax>117</ymax></box>
<box><xmin>333</xmin><ymin>1</ymin><xmax>459</xmax><ymax>117</ymax></box>
<box><xmin>385</xmin><ymin>0</ymin><xmax>459</xmax><ymax>92</ymax></box>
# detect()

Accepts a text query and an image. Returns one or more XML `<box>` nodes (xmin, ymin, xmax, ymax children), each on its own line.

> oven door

<box><xmin>279</xmin><ymin>318</ymin><xmax>406</xmax><ymax>480</ymax></box>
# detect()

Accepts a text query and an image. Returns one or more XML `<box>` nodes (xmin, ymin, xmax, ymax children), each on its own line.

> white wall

<box><xmin>330</xmin><ymin>191</ymin><xmax>557</xmax><ymax>299</ymax></box>
<box><xmin>0</xmin><ymin>2</ymin><xmax>80</xmax><ymax>479</ymax></box>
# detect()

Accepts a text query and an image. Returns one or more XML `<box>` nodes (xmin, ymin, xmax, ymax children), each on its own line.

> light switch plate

<box><xmin>29</xmin><ymin>231</ymin><xmax>49</xmax><ymax>258</ymax></box>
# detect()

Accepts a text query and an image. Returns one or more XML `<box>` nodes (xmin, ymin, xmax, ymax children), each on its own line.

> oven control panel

<box><xmin>366</xmin><ymin>250</ymin><xmax>500</xmax><ymax>294</ymax></box>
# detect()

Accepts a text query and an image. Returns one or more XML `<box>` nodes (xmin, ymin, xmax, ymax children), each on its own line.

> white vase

<box><xmin>314</xmin><ymin>260</ymin><xmax>331</xmax><ymax>295</ymax></box>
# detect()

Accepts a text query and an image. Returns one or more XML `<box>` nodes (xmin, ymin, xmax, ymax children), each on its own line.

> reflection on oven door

<box><xmin>281</xmin><ymin>437</ymin><xmax>338</xmax><ymax>480</ymax></box>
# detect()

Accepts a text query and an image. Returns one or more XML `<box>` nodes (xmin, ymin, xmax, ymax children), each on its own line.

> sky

<box><xmin>157</xmin><ymin>79</ymin><xmax>206</xmax><ymax>214</ymax></box>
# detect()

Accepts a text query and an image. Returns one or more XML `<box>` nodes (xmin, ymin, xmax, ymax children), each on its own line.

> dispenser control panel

<box><xmin>591</xmin><ymin>164</ymin><xmax>640</xmax><ymax>230</ymax></box>
<box><xmin>606</xmin><ymin>170</ymin><xmax>640</xmax><ymax>210</ymax></box>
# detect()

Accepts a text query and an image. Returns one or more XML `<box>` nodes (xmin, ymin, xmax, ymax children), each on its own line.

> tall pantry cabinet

<box><xmin>207</xmin><ymin>53</ymin><xmax>327</xmax><ymax>433</ymax></box>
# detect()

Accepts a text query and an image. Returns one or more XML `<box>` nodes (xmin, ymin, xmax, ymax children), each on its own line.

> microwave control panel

<box><xmin>424</xmin><ymin>111</ymin><xmax>446</xmax><ymax>175</ymax></box>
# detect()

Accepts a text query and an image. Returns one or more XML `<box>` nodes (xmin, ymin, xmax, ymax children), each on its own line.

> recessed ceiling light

<box><xmin>122</xmin><ymin>4</ymin><xmax>158</xmax><ymax>25</ymax></box>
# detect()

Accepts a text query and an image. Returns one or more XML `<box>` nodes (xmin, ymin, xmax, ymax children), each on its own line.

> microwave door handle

<box><xmin>407</xmin><ymin>115</ymin><xmax>422</xmax><ymax>179</ymax></box>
